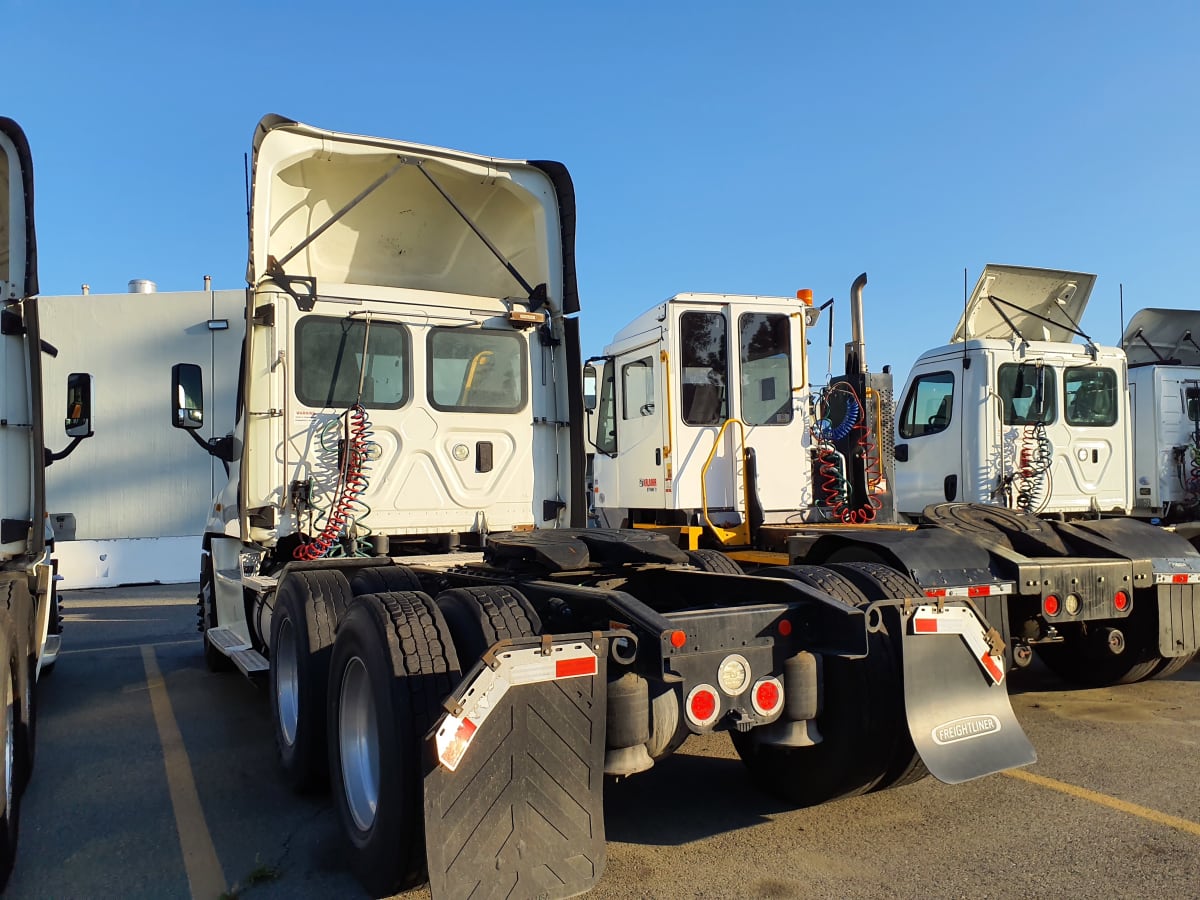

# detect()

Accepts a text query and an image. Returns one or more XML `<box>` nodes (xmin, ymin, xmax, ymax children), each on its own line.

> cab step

<box><xmin>231</xmin><ymin>648</ymin><xmax>269</xmax><ymax>676</ymax></box>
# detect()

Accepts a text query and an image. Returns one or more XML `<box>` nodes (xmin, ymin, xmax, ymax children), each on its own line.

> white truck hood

<box><xmin>1120</xmin><ymin>307</ymin><xmax>1200</xmax><ymax>367</ymax></box>
<box><xmin>0</xmin><ymin>117</ymin><xmax>37</xmax><ymax>300</ymax></box>
<box><xmin>248</xmin><ymin>114</ymin><xmax>578</xmax><ymax>314</ymax></box>
<box><xmin>951</xmin><ymin>264</ymin><xmax>1096</xmax><ymax>344</ymax></box>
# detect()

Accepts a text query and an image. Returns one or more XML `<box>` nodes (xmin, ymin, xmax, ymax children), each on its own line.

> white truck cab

<box><xmin>894</xmin><ymin>265</ymin><xmax>1132</xmax><ymax>519</ymax></box>
<box><xmin>588</xmin><ymin>293</ymin><xmax>822</xmax><ymax>538</ymax></box>
<box><xmin>176</xmin><ymin>117</ymin><xmax>580</xmax><ymax>586</ymax></box>
<box><xmin>1120</xmin><ymin>307</ymin><xmax>1200</xmax><ymax>520</ymax></box>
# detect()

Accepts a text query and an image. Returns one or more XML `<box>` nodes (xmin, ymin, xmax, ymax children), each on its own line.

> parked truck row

<box><xmin>167</xmin><ymin>117</ymin><xmax>1036</xmax><ymax>899</ymax></box>
<box><xmin>9</xmin><ymin>110</ymin><xmax>1196</xmax><ymax>899</ymax></box>
<box><xmin>587</xmin><ymin>265</ymin><xmax>1199</xmax><ymax>696</ymax></box>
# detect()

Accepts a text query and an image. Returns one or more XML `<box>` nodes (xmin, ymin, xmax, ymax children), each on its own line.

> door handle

<box><xmin>655</xmin><ymin>447</ymin><xmax>662</xmax><ymax>466</ymax></box>
<box><xmin>894</xmin><ymin>444</ymin><xmax>909</xmax><ymax>462</ymax></box>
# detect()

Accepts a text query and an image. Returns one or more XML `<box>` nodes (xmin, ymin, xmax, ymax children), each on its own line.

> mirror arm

<box><xmin>185</xmin><ymin>429</ymin><xmax>237</xmax><ymax>464</ymax></box>
<box><xmin>209</xmin><ymin>435</ymin><xmax>237</xmax><ymax>464</ymax></box>
<box><xmin>44</xmin><ymin>434</ymin><xmax>87</xmax><ymax>467</ymax></box>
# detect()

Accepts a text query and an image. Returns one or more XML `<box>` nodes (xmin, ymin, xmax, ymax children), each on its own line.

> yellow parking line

<box><xmin>1003</xmin><ymin>768</ymin><xmax>1200</xmax><ymax>838</ymax></box>
<box><xmin>142</xmin><ymin>646</ymin><xmax>228</xmax><ymax>899</ymax></box>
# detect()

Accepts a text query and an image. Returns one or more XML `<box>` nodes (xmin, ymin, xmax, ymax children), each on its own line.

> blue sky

<box><xmin>7</xmin><ymin>0</ymin><xmax>1198</xmax><ymax>382</ymax></box>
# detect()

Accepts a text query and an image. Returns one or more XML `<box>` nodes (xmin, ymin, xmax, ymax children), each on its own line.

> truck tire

<box><xmin>270</xmin><ymin>570</ymin><xmax>354</xmax><ymax>792</ymax></box>
<box><xmin>435</xmin><ymin>586</ymin><xmax>542</xmax><ymax>665</ymax></box>
<box><xmin>198</xmin><ymin>555</ymin><xmax>232</xmax><ymax>673</ymax></box>
<box><xmin>1034</xmin><ymin>624</ymin><xmax>1160</xmax><ymax>686</ymax></box>
<box><xmin>0</xmin><ymin>629</ymin><xmax>21</xmax><ymax>891</ymax></box>
<box><xmin>1148</xmin><ymin>651</ymin><xmax>1197</xmax><ymax>680</ymax></box>
<box><xmin>0</xmin><ymin>578</ymin><xmax>35</xmax><ymax>793</ymax></box>
<box><xmin>328</xmin><ymin>591</ymin><xmax>460</xmax><ymax>897</ymax></box>
<box><xmin>685</xmin><ymin>549</ymin><xmax>744</xmax><ymax>575</ymax></box>
<box><xmin>729</xmin><ymin>565</ymin><xmax>892</xmax><ymax>806</ymax></box>
<box><xmin>826</xmin><ymin>562</ymin><xmax>930</xmax><ymax>791</ymax></box>
<box><xmin>349</xmin><ymin>565</ymin><xmax>423</xmax><ymax>596</ymax></box>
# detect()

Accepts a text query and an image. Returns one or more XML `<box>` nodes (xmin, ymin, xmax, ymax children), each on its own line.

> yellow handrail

<box><xmin>866</xmin><ymin>386</ymin><xmax>884</xmax><ymax>491</ymax></box>
<box><xmin>700</xmin><ymin>417</ymin><xmax>751</xmax><ymax>547</ymax></box>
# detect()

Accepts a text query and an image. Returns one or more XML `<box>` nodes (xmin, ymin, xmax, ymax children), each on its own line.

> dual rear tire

<box><xmin>730</xmin><ymin>561</ymin><xmax>927</xmax><ymax>807</ymax></box>
<box><xmin>326</xmin><ymin>583</ymin><xmax>539</xmax><ymax>895</ymax></box>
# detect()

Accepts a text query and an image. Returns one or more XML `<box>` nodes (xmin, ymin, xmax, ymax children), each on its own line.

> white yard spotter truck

<box><xmin>0</xmin><ymin>116</ymin><xmax>95</xmax><ymax>888</ymax></box>
<box><xmin>1119</xmin><ymin>307</ymin><xmax>1200</xmax><ymax>525</ymax></box>
<box><xmin>590</xmin><ymin>266</ymin><xmax>1199</xmax><ymax>692</ymax></box>
<box><xmin>172</xmin><ymin>116</ymin><xmax>1034</xmax><ymax>900</ymax></box>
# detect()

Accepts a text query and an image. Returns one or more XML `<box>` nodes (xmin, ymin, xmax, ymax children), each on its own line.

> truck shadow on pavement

<box><xmin>604</xmin><ymin>744</ymin><xmax>792</xmax><ymax>846</ymax></box>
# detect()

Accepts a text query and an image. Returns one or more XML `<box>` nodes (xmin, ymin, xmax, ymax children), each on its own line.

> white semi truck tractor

<box><xmin>590</xmin><ymin>266</ymin><xmax>1199</xmax><ymax>691</ymax></box>
<box><xmin>0</xmin><ymin>116</ymin><xmax>95</xmax><ymax>888</ymax></box>
<box><xmin>172</xmin><ymin>116</ymin><xmax>1033</xmax><ymax>900</ymax></box>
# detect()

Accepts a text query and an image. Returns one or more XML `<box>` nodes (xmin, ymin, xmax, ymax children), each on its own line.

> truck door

<box><xmin>893</xmin><ymin>367</ymin><xmax>961</xmax><ymax>517</ymax></box>
<box><xmin>613</xmin><ymin>346</ymin><xmax>667</xmax><ymax>512</ymax></box>
<box><xmin>734</xmin><ymin>310</ymin><xmax>808</xmax><ymax>515</ymax></box>
<box><xmin>673</xmin><ymin>308</ymin><xmax>736</xmax><ymax>521</ymax></box>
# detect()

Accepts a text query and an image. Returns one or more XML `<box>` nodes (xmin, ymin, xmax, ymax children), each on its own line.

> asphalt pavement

<box><xmin>6</xmin><ymin>584</ymin><xmax>1198</xmax><ymax>899</ymax></box>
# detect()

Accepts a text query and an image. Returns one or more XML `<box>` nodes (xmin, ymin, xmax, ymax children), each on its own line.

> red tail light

<box><xmin>1043</xmin><ymin>594</ymin><xmax>1060</xmax><ymax>617</ymax></box>
<box><xmin>1113</xmin><ymin>590</ymin><xmax>1130</xmax><ymax>612</ymax></box>
<box><xmin>685</xmin><ymin>685</ymin><xmax>720</xmax><ymax>728</ymax></box>
<box><xmin>751</xmin><ymin>677</ymin><xmax>784</xmax><ymax>717</ymax></box>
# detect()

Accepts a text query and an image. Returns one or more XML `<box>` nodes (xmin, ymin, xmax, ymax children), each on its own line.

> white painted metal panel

<box><xmin>39</xmin><ymin>288</ymin><xmax>243</xmax><ymax>585</ymax></box>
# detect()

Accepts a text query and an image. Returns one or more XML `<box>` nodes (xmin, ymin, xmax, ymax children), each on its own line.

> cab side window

<box><xmin>622</xmin><ymin>357</ymin><xmax>655</xmax><ymax>419</ymax></box>
<box><xmin>594</xmin><ymin>359</ymin><xmax>617</xmax><ymax>455</ymax></box>
<box><xmin>899</xmin><ymin>371</ymin><xmax>954</xmax><ymax>439</ymax></box>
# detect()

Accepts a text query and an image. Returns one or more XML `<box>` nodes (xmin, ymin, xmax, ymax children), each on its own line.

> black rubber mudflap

<box><xmin>900</xmin><ymin>605</ymin><xmax>1036</xmax><ymax>784</ymax></box>
<box><xmin>424</xmin><ymin>639</ymin><xmax>608</xmax><ymax>899</ymax></box>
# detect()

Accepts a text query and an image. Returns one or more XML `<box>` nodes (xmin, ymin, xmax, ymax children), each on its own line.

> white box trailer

<box><xmin>38</xmin><ymin>288</ymin><xmax>242</xmax><ymax>587</ymax></box>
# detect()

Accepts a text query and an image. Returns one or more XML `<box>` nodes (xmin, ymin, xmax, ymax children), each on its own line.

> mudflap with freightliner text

<box><xmin>900</xmin><ymin>603</ymin><xmax>1036</xmax><ymax>784</ymax></box>
<box><xmin>424</xmin><ymin>634</ymin><xmax>609</xmax><ymax>900</ymax></box>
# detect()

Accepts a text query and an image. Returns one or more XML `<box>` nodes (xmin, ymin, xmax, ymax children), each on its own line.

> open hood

<box><xmin>0</xmin><ymin>117</ymin><xmax>38</xmax><ymax>300</ymax></box>
<box><xmin>1121</xmin><ymin>307</ymin><xmax>1200</xmax><ymax>367</ymax></box>
<box><xmin>248</xmin><ymin>114</ymin><xmax>578</xmax><ymax>314</ymax></box>
<box><xmin>951</xmin><ymin>264</ymin><xmax>1096</xmax><ymax>344</ymax></box>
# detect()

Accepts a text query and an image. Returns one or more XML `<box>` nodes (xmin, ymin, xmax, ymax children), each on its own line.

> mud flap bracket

<box><xmin>424</xmin><ymin>634</ymin><xmax>609</xmax><ymax>900</ymax></box>
<box><xmin>901</xmin><ymin>603</ymin><xmax>1036</xmax><ymax>784</ymax></box>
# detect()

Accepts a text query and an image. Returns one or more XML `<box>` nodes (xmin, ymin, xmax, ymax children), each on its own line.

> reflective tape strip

<box><xmin>434</xmin><ymin>641</ymin><xmax>598</xmax><ymax>771</ymax></box>
<box><xmin>910</xmin><ymin>604</ymin><xmax>1005</xmax><ymax>686</ymax></box>
<box><xmin>1156</xmin><ymin>573</ymin><xmax>1200</xmax><ymax>584</ymax></box>
<box><xmin>924</xmin><ymin>582</ymin><xmax>1015</xmax><ymax>598</ymax></box>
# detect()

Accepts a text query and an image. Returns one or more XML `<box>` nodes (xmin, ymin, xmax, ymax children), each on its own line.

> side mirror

<box><xmin>65</xmin><ymin>373</ymin><xmax>94</xmax><ymax>438</ymax></box>
<box><xmin>171</xmin><ymin>363</ymin><xmax>205</xmax><ymax>430</ymax></box>
<box><xmin>583</xmin><ymin>364</ymin><xmax>598</xmax><ymax>412</ymax></box>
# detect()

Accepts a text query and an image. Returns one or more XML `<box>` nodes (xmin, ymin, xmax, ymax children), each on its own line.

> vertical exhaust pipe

<box><xmin>846</xmin><ymin>272</ymin><xmax>868</xmax><ymax>376</ymax></box>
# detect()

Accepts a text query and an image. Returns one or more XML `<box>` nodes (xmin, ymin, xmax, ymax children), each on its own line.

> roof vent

<box><xmin>128</xmin><ymin>279</ymin><xmax>157</xmax><ymax>294</ymax></box>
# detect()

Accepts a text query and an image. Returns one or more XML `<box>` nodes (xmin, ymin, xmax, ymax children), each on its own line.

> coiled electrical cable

<box><xmin>1014</xmin><ymin>421</ymin><xmax>1053</xmax><ymax>514</ymax></box>
<box><xmin>294</xmin><ymin>403</ymin><xmax>375</xmax><ymax>560</ymax></box>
